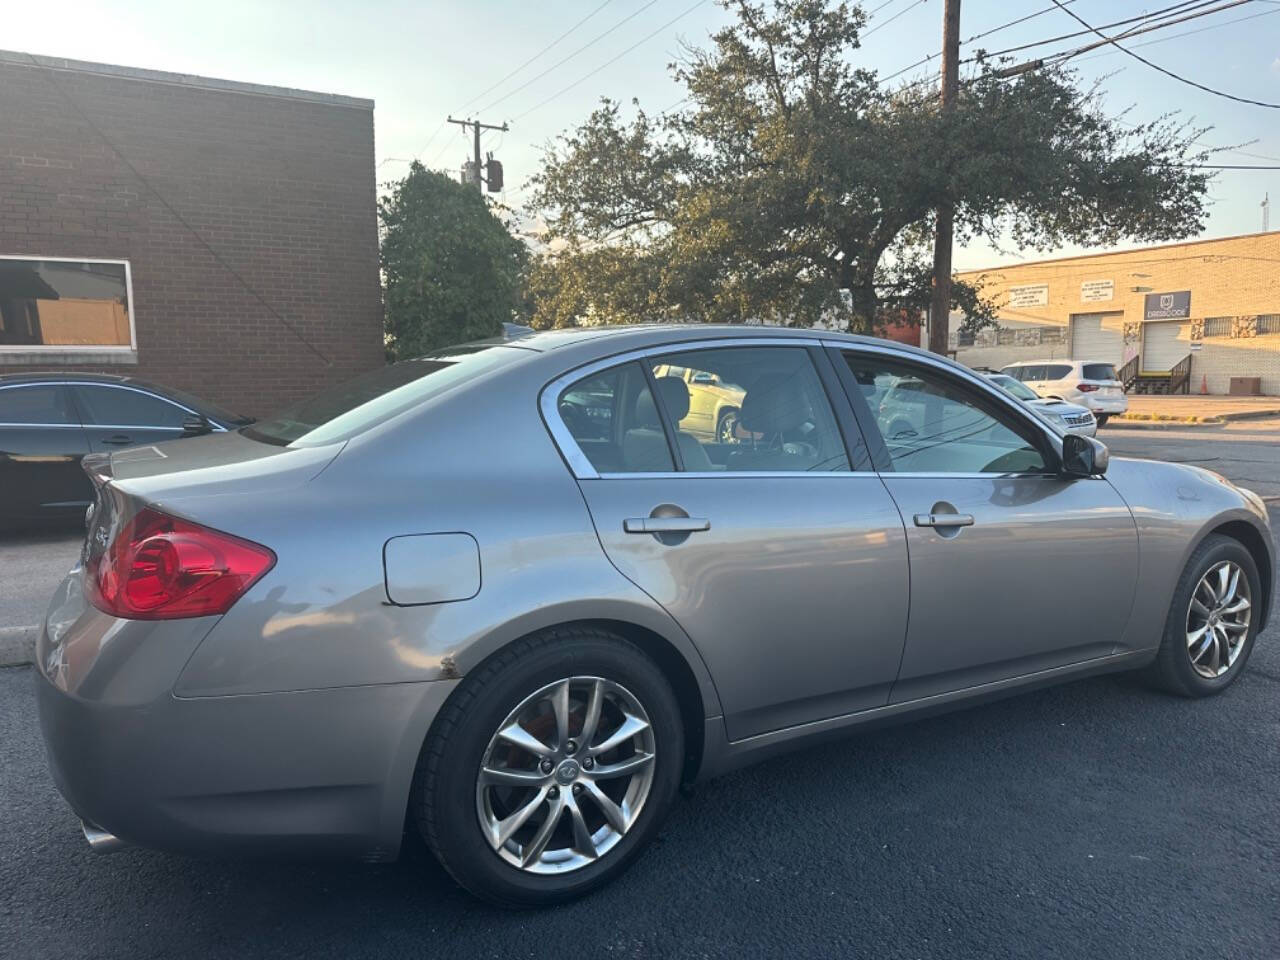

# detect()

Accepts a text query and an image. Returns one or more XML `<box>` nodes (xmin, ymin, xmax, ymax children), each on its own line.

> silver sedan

<box><xmin>35</xmin><ymin>325</ymin><xmax>1273</xmax><ymax>907</ymax></box>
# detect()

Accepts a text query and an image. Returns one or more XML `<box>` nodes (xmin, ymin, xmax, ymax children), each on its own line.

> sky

<box><xmin>6</xmin><ymin>0</ymin><xmax>1279</xmax><ymax>270</ymax></box>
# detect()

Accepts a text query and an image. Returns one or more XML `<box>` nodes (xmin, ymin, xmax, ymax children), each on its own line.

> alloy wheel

<box><xmin>475</xmin><ymin>676</ymin><xmax>656</xmax><ymax>874</ymax></box>
<box><xmin>1186</xmin><ymin>560</ymin><xmax>1251</xmax><ymax>679</ymax></box>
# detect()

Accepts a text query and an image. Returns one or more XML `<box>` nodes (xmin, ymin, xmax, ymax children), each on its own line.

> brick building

<box><xmin>0</xmin><ymin>51</ymin><xmax>384</xmax><ymax>416</ymax></box>
<box><xmin>948</xmin><ymin>231</ymin><xmax>1280</xmax><ymax>395</ymax></box>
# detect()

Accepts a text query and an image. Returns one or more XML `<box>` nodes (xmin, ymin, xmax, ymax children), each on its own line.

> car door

<box><xmin>0</xmin><ymin>381</ymin><xmax>92</xmax><ymax>522</ymax></box>
<box><xmin>70</xmin><ymin>383</ymin><xmax>190</xmax><ymax>453</ymax></box>
<box><xmin>547</xmin><ymin>341</ymin><xmax>910</xmax><ymax>741</ymax></box>
<box><xmin>835</xmin><ymin>347</ymin><xmax>1139</xmax><ymax>703</ymax></box>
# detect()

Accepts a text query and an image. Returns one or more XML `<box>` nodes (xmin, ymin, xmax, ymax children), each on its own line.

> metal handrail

<box><xmin>1170</xmin><ymin>354</ymin><xmax>1193</xmax><ymax>395</ymax></box>
<box><xmin>1118</xmin><ymin>355</ymin><xmax>1139</xmax><ymax>392</ymax></box>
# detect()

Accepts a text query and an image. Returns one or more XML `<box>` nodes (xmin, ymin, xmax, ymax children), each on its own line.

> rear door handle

<box><xmin>100</xmin><ymin>435</ymin><xmax>134</xmax><ymax>446</ymax></box>
<box><xmin>624</xmin><ymin>517</ymin><xmax>711</xmax><ymax>534</ymax></box>
<box><xmin>913</xmin><ymin>513</ymin><xmax>974</xmax><ymax>528</ymax></box>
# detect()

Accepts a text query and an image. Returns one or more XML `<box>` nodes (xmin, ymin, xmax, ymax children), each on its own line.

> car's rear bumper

<box><xmin>1080</xmin><ymin>395</ymin><xmax>1128</xmax><ymax>415</ymax></box>
<box><xmin>34</xmin><ymin>571</ymin><xmax>457</xmax><ymax>862</ymax></box>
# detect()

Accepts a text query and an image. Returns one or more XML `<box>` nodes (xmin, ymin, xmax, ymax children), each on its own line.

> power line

<box><xmin>512</xmin><ymin>0</ymin><xmax>710</xmax><ymax>122</ymax></box>
<box><xmin>456</xmin><ymin>0</ymin><xmax>617</xmax><ymax>114</ymax></box>
<box><xmin>880</xmin><ymin>0</ymin><xmax>1085</xmax><ymax>84</ymax></box>
<box><xmin>479</xmin><ymin>0</ymin><xmax>661</xmax><ymax>115</ymax></box>
<box><xmin>862</xmin><ymin>0</ymin><xmax>927</xmax><ymax>39</ymax></box>
<box><xmin>973</xmin><ymin>0</ymin><xmax>1222</xmax><ymax>60</ymax></box>
<box><xmin>1073</xmin><ymin>4</ymin><xmax>1280</xmax><ymax>63</ymax></box>
<box><xmin>1045</xmin><ymin>0</ymin><xmax>1280</xmax><ymax>108</ymax></box>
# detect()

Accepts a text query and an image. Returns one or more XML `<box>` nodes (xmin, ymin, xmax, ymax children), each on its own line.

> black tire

<box><xmin>412</xmin><ymin>626</ymin><xmax>684</xmax><ymax>907</ymax></box>
<box><xmin>1144</xmin><ymin>534</ymin><xmax>1262</xmax><ymax>697</ymax></box>
<box><xmin>1095</xmin><ymin>414</ymin><xmax>1110</xmax><ymax>428</ymax></box>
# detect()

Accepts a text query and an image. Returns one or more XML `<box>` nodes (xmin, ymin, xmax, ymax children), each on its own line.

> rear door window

<box><xmin>0</xmin><ymin>383</ymin><xmax>76</xmax><ymax>425</ymax></box>
<box><xmin>1043</xmin><ymin>364</ymin><xmax>1073</xmax><ymax>381</ymax></box>
<box><xmin>558</xmin><ymin>363</ymin><xmax>672</xmax><ymax>474</ymax></box>
<box><xmin>645</xmin><ymin>346</ymin><xmax>850</xmax><ymax>473</ymax></box>
<box><xmin>72</xmin><ymin>385</ymin><xmax>187</xmax><ymax>428</ymax></box>
<box><xmin>1082</xmin><ymin>363</ymin><xmax>1117</xmax><ymax>381</ymax></box>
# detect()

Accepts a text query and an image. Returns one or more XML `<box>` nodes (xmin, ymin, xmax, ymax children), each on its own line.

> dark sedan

<box><xmin>0</xmin><ymin>373</ymin><xmax>250</xmax><ymax>526</ymax></box>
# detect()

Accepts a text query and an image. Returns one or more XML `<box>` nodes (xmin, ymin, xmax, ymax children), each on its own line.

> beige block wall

<box><xmin>953</xmin><ymin>231</ymin><xmax>1280</xmax><ymax>394</ymax></box>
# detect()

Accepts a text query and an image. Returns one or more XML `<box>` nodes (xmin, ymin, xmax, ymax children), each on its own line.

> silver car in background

<box><xmin>35</xmin><ymin>325</ymin><xmax>1273</xmax><ymax>907</ymax></box>
<box><xmin>984</xmin><ymin>373</ymin><xmax>1097</xmax><ymax>437</ymax></box>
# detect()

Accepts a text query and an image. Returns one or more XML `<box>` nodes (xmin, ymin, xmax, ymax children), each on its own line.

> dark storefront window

<box><xmin>0</xmin><ymin>258</ymin><xmax>133</xmax><ymax>349</ymax></box>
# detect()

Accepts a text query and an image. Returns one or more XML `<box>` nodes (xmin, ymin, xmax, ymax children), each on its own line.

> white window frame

<box><xmin>0</xmin><ymin>255</ymin><xmax>137</xmax><ymax>356</ymax></box>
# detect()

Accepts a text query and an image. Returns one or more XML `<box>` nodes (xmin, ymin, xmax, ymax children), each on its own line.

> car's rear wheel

<box><xmin>1095</xmin><ymin>414</ymin><xmax>1110</xmax><ymax>428</ymax></box>
<box><xmin>1145</xmin><ymin>534</ymin><xmax>1261</xmax><ymax>697</ymax></box>
<box><xmin>413</xmin><ymin>626</ymin><xmax>683</xmax><ymax>907</ymax></box>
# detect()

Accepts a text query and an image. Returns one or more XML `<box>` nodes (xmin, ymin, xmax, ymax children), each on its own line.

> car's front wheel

<box><xmin>1146</xmin><ymin>534</ymin><xmax>1261</xmax><ymax>697</ymax></box>
<box><xmin>413</xmin><ymin>626</ymin><xmax>684</xmax><ymax>907</ymax></box>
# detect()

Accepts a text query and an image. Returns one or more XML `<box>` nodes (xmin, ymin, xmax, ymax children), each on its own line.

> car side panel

<box><xmin>170</xmin><ymin>369</ymin><xmax>722</xmax><ymax>719</ymax></box>
<box><xmin>1103</xmin><ymin>457</ymin><xmax>1275</xmax><ymax>651</ymax></box>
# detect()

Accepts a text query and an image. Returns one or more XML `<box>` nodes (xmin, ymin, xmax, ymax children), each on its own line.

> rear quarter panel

<box><xmin>168</xmin><ymin>352</ymin><xmax>723</xmax><ymax>719</ymax></box>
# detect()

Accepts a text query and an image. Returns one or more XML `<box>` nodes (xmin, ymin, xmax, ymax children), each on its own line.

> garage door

<box><xmin>1142</xmin><ymin>320</ymin><xmax>1188</xmax><ymax>372</ymax></box>
<box><xmin>1071</xmin><ymin>313</ymin><xmax>1123</xmax><ymax>363</ymax></box>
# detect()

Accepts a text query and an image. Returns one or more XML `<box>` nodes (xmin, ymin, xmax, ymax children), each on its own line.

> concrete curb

<box><xmin>1106</xmin><ymin>408</ymin><xmax>1280</xmax><ymax>430</ymax></box>
<box><xmin>0</xmin><ymin>626</ymin><xmax>37</xmax><ymax>667</ymax></box>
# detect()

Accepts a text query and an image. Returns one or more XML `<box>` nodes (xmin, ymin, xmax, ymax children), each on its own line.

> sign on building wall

<box><xmin>1080</xmin><ymin>279</ymin><xmax>1113</xmax><ymax>303</ymax></box>
<box><xmin>1007</xmin><ymin>283</ymin><xmax>1049</xmax><ymax>308</ymax></box>
<box><xmin>1144</xmin><ymin>290</ymin><xmax>1191</xmax><ymax>321</ymax></box>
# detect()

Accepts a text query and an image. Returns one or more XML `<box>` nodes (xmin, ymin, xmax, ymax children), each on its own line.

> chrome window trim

<box><xmin>0</xmin><ymin>380</ymin><xmax>226</xmax><ymax>432</ymax></box>
<box><xmin>66</xmin><ymin>381</ymin><xmax>227</xmax><ymax>432</ymax></box>
<box><xmin>0</xmin><ymin>255</ymin><xmax>137</xmax><ymax>353</ymax></box>
<box><xmin>540</xmin><ymin>333</ymin><xmax>1066</xmax><ymax>481</ymax></box>
<box><xmin>586</xmin><ymin>471</ymin><xmax>862</xmax><ymax>481</ymax></box>
<box><xmin>540</xmin><ymin>337</ymin><xmax>826</xmax><ymax>480</ymax></box>
<box><xmin>0</xmin><ymin>422</ymin><xmax>83</xmax><ymax>429</ymax></box>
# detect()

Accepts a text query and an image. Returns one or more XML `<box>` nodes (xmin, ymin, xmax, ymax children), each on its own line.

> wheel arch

<box><xmin>1206</xmin><ymin>519</ymin><xmax>1273</xmax><ymax>629</ymax></box>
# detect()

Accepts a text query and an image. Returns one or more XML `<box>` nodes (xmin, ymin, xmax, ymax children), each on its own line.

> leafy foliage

<box><xmin>527</xmin><ymin>0</ymin><xmax>1210</xmax><ymax>333</ymax></box>
<box><xmin>380</xmin><ymin>162</ymin><xmax>526</xmax><ymax>357</ymax></box>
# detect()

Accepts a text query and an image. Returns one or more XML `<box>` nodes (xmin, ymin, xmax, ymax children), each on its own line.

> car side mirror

<box><xmin>1061</xmin><ymin>433</ymin><xmax>1109</xmax><ymax>478</ymax></box>
<box><xmin>181</xmin><ymin>414</ymin><xmax>213</xmax><ymax>437</ymax></box>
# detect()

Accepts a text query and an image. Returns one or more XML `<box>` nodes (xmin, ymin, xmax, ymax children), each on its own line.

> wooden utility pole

<box><xmin>446</xmin><ymin>116</ymin><xmax>508</xmax><ymax>192</ymax></box>
<box><xmin>927</xmin><ymin>0</ymin><xmax>961</xmax><ymax>355</ymax></box>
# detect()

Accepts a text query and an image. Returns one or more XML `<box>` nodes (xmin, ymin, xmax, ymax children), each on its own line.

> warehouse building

<box><xmin>948</xmin><ymin>231</ymin><xmax>1280</xmax><ymax>395</ymax></box>
<box><xmin>0</xmin><ymin>51</ymin><xmax>384</xmax><ymax>416</ymax></box>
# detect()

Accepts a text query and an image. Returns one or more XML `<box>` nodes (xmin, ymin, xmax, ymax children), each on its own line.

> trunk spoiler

<box><xmin>82</xmin><ymin>451</ymin><xmax>114</xmax><ymax>490</ymax></box>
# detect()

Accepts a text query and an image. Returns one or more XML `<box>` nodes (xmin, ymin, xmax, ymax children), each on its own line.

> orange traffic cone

<box><xmin>1200</xmin><ymin>374</ymin><xmax>1208</xmax><ymax>395</ymax></box>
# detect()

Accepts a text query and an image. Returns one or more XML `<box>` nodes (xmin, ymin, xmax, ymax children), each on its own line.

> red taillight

<box><xmin>1077</xmin><ymin>383</ymin><xmax>1100</xmax><ymax>392</ymax></box>
<box><xmin>85</xmin><ymin>507</ymin><xmax>275</xmax><ymax>620</ymax></box>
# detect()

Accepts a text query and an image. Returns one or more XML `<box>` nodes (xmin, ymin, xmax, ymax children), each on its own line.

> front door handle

<box><xmin>100</xmin><ymin>435</ymin><xmax>134</xmax><ymax>446</ymax></box>
<box><xmin>914</xmin><ymin>513</ymin><xmax>974</xmax><ymax>528</ymax></box>
<box><xmin>624</xmin><ymin>517</ymin><xmax>711</xmax><ymax>534</ymax></box>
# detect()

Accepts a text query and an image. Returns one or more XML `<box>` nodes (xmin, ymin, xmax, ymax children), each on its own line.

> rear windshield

<box><xmin>244</xmin><ymin>346</ymin><xmax>519</xmax><ymax>447</ymax></box>
<box><xmin>1082</xmin><ymin>363</ymin><xmax>1117</xmax><ymax>381</ymax></box>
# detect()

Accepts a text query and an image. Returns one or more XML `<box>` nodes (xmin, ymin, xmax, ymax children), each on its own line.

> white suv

<box><xmin>998</xmin><ymin>360</ymin><xmax>1128</xmax><ymax>426</ymax></box>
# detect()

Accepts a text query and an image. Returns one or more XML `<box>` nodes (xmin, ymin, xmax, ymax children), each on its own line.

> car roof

<box><xmin>0</xmin><ymin>372</ymin><xmax>246</xmax><ymax>424</ymax></box>
<box><xmin>478</xmin><ymin>322</ymin><xmax>934</xmax><ymax>357</ymax></box>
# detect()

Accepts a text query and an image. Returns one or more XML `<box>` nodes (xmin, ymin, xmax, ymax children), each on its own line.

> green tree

<box><xmin>528</xmin><ymin>0</ymin><xmax>1210</xmax><ymax>333</ymax></box>
<box><xmin>380</xmin><ymin>162</ymin><xmax>526</xmax><ymax>357</ymax></box>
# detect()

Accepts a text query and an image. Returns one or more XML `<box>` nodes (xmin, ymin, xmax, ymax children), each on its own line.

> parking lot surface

<box><xmin>1</xmin><ymin>427</ymin><xmax>1277</xmax><ymax>959</ymax></box>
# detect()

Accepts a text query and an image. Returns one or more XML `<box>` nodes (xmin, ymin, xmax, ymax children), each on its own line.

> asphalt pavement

<box><xmin>1</xmin><ymin>426</ymin><xmax>1278</xmax><ymax>958</ymax></box>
